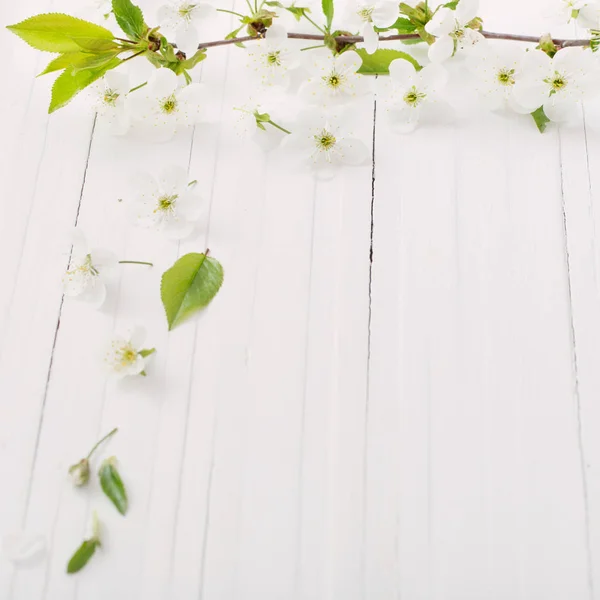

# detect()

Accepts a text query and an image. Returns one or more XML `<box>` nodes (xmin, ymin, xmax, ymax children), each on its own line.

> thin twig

<box><xmin>195</xmin><ymin>30</ymin><xmax>592</xmax><ymax>50</ymax></box>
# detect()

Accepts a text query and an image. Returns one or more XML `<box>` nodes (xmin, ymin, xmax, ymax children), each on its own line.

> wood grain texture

<box><xmin>1</xmin><ymin>0</ymin><xmax>600</xmax><ymax>598</ymax></box>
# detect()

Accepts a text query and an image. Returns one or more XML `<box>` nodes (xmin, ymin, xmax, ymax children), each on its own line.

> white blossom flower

<box><xmin>88</xmin><ymin>71</ymin><xmax>131</xmax><ymax>135</ymax></box>
<box><xmin>284</xmin><ymin>109</ymin><xmax>369</xmax><ymax>179</ymax></box>
<box><xmin>62</xmin><ymin>231</ymin><xmax>117</xmax><ymax>308</ymax></box>
<box><xmin>129</xmin><ymin>165</ymin><xmax>202</xmax><ymax>239</ymax></box>
<box><xmin>300</xmin><ymin>50</ymin><xmax>371</xmax><ymax>105</ymax></box>
<box><xmin>157</xmin><ymin>0</ymin><xmax>215</xmax><ymax>54</ymax></box>
<box><xmin>555</xmin><ymin>0</ymin><xmax>600</xmax><ymax>28</ymax></box>
<box><xmin>128</xmin><ymin>69</ymin><xmax>204</xmax><ymax>141</ymax></box>
<box><xmin>104</xmin><ymin>326</ymin><xmax>154</xmax><ymax>379</ymax></box>
<box><xmin>379</xmin><ymin>60</ymin><xmax>448</xmax><ymax>132</ymax></box>
<box><xmin>468</xmin><ymin>44</ymin><xmax>530</xmax><ymax>112</ymax></box>
<box><xmin>513</xmin><ymin>47</ymin><xmax>599</xmax><ymax>122</ymax></box>
<box><xmin>246</xmin><ymin>25</ymin><xmax>301</xmax><ymax>88</ymax></box>
<box><xmin>340</xmin><ymin>1</ymin><xmax>400</xmax><ymax>54</ymax></box>
<box><xmin>425</xmin><ymin>0</ymin><xmax>483</xmax><ymax>63</ymax></box>
<box><xmin>68</xmin><ymin>459</ymin><xmax>90</xmax><ymax>487</ymax></box>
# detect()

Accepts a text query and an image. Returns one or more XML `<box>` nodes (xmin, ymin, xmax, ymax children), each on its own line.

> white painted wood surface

<box><xmin>1</xmin><ymin>0</ymin><xmax>600</xmax><ymax>598</ymax></box>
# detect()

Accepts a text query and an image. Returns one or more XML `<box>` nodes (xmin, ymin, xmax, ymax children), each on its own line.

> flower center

<box><xmin>496</xmin><ymin>68</ymin><xmax>516</xmax><ymax>87</ymax></box>
<box><xmin>156</xmin><ymin>193</ymin><xmax>178</xmax><ymax>213</ymax></box>
<box><xmin>314</xmin><ymin>129</ymin><xmax>337</xmax><ymax>151</ymax></box>
<box><xmin>403</xmin><ymin>86</ymin><xmax>426</xmax><ymax>107</ymax></box>
<box><xmin>324</xmin><ymin>71</ymin><xmax>345</xmax><ymax>91</ymax></box>
<box><xmin>178</xmin><ymin>3</ymin><xmax>196</xmax><ymax>21</ymax></box>
<box><xmin>357</xmin><ymin>6</ymin><xmax>374</xmax><ymax>22</ymax></box>
<box><xmin>266</xmin><ymin>50</ymin><xmax>282</xmax><ymax>66</ymax></box>
<box><xmin>115</xmin><ymin>343</ymin><xmax>138</xmax><ymax>368</ymax></box>
<box><xmin>547</xmin><ymin>72</ymin><xmax>568</xmax><ymax>91</ymax></box>
<box><xmin>160</xmin><ymin>94</ymin><xmax>178</xmax><ymax>114</ymax></box>
<box><xmin>102</xmin><ymin>89</ymin><xmax>119</xmax><ymax>106</ymax></box>
<box><xmin>67</xmin><ymin>254</ymin><xmax>99</xmax><ymax>279</ymax></box>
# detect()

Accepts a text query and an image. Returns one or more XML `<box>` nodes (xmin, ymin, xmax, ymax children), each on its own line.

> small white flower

<box><xmin>129</xmin><ymin>166</ymin><xmax>202</xmax><ymax>239</ymax></box>
<box><xmin>68</xmin><ymin>459</ymin><xmax>91</xmax><ymax>487</ymax></box>
<box><xmin>513</xmin><ymin>47</ymin><xmax>600</xmax><ymax>122</ymax></box>
<box><xmin>284</xmin><ymin>109</ymin><xmax>369</xmax><ymax>179</ymax></box>
<box><xmin>129</xmin><ymin>69</ymin><xmax>204</xmax><ymax>141</ymax></box>
<box><xmin>425</xmin><ymin>0</ymin><xmax>483</xmax><ymax>63</ymax></box>
<box><xmin>157</xmin><ymin>0</ymin><xmax>214</xmax><ymax>54</ymax></box>
<box><xmin>246</xmin><ymin>25</ymin><xmax>301</xmax><ymax>88</ymax></box>
<box><xmin>555</xmin><ymin>0</ymin><xmax>600</xmax><ymax>28</ymax></box>
<box><xmin>340</xmin><ymin>1</ymin><xmax>400</xmax><ymax>54</ymax></box>
<box><xmin>379</xmin><ymin>60</ymin><xmax>448</xmax><ymax>133</ymax></box>
<box><xmin>88</xmin><ymin>71</ymin><xmax>131</xmax><ymax>135</ymax></box>
<box><xmin>62</xmin><ymin>231</ymin><xmax>117</xmax><ymax>308</ymax></box>
<box><xmin>300</xmin><ymin>49</ymin><xmax>371</xmax><ymax>105</ymax></box>
<box><xmin>468</xmin><ymin>44</ymin><xmax>530</xmax><ymax>112</ymax></box>
<box><xmin>104</xmin><ymin>327</ymin><xmax>154</xmax><ymax>379</ymax></box>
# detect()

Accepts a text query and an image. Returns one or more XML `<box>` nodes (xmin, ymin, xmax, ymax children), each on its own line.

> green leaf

<box><xmin>389</xmin><ymin>16</ymin><xmax>418</xmax><ymax>34</ymax></box>
<box><xmin>99</xmin><ymin>457</ymin><xmax>128</xmax><ymax>515</ymax></box>
<box><xmin>531</xmin><ymin>106</ymin><xmax>550</xmax><ymax>133</ymax></box>
<box><xmin>161</xmin><ymin>252</ymin><xmax>224</xmax><ymax>330</ymax></box>
<box><xmin>181</xmin><ymin>49</ymin><xmax>207</xmax><ymax>70</ymax></box>
<box><xmin>322</xmin><ymin>0</ymin><xmax>334</xmax><ymax>29</ymax></box>
<box><xmin>356</xmin><ymin>48</ymin><xmax>422</xmax><ymax>75</ymax></box>
<box><xmin>49</xmin><ymin>58</ymin><xmax>121</xmax><ymax>112</ymax></box>
<box><xmin>7</xmin><ymin>13</ymin><xmax>115</xmax><ymax>53</ymax></box>
<box><xmin>39</xmin><ymin>52</ymin><xmax>95</xmax><ymax>76</ymax></box>
<box><xmin>265</xmin><ymin>1</ymin><xmax>310</xmax><ymax>20</ymax></box>
<box><xmin>67</xmin><ymin>539</ymin><xmax>99</xmax><ymax>574</ymax></box>
<box><xmin>591</xmin><ymin>29</ymin><xmax>600</xmax><ymax>52</ymax></box>
<box><xmin>112</xmin><ymin>0</ymin><xmax>146</xmax><ymax>40</ymax></box>
<box><xmin>139</xmin><ymin>348</ymin><xmax>156</xmax><ymax>358</ymax></box>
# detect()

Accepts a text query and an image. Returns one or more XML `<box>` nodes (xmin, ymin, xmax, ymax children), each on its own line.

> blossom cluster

<box><xmin>75</xmin><ymin>0</ymin><xmax>600</xmax><ymax>181</ymax></box>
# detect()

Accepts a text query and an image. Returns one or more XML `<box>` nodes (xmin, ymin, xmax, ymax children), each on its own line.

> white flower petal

<box><xmin>149</xmin><ymin>69</ymin><xmax>179</xmax><ymax>98</ymax></box>
<box><xmin>513</xmin><ymin>80</ymin><xmax>549</xmax><ymax>111</ymax></box>
<box><xmin>425</xmin><ymin>7</ymin><xmax>454</xmax><ymax>36</ymax></box>
<box><xmin>428</xmin><ymin>34</ymin><xmax>454</xmax><ymax>63</ymax></box>
<box><xmin>456</xmin><ymin>0</ymin><xmax>479</xmax><ymax>24</ymax></box>
<box><xmin>544</xmin><ymin>96</ymin><xmax>580</xmax><ymax>122</ymax></box>
<box><xmin>389</xmin><ymin>58</ymin><xmax>417</xmax><ymax>85</ymax></box>
<box><xmin>362</xmin><ymin>22</ymin><xmax>379</xmax><ymax>55</ymax></box>
<box><xmin>338</xmin><ymin>138</ymin><xmax>370</xmax><ymax>165</ymax></box>
<box><xmin>372</xmin><ymin>1</ymin><xmax>401</xmax><ymax>28</ymax></box>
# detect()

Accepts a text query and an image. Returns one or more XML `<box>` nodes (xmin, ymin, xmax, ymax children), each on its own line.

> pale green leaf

<box><xmin>356</xmin><ymin>48</ymin><xmax>421</xmax><ymax>75</ymax></box>
<box><xmin>322</xmin><ymin>0</ymin><xmax>334</xmax><ymax>29</ymax></box>
<box><xmin>531</xmin><ymin>106</ymin><xmax>550</xmax><ymax>133</ymax></box>
<box><xmin>112</xmin><ymin>0</ymin><xmax>146</xmax><ymax>39</ymax></box>
<box><xmin>7</xmin><ymin>13</ymin><xmax>114</xmax><ymax>53</ymax></box>
<box><xmin>67</xmin><ymin>539</ymin><xmax>99</xmax><ymax>574</ymax></box>
<box><xmin>39</xmin><ymin>52</ymin><xmax>96</xmax><ymax>76</ymax></box>
<box><xmin>161</xmin><ymin>252</ymin><xmax>224</xmax><ymax>330</ymax></box>
<box><xmin>49</xmin><ymin>58</ymin><xmax>121</xmax><ymax>112</ymax></box>
<box><xmin>99</xmin><ymin>457</ymin><xmax>128</xmax><ymax>515</ymax></box>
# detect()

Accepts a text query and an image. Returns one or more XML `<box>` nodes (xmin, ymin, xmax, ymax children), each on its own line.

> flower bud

<box><xmin>68</xmin><ymin>459</ymin><xmax>90</xmax><ymax>487</ymax></box>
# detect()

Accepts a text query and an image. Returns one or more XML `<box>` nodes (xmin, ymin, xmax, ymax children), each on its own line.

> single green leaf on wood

<box><xmin>531</xmin><ymin>106</ymin><xmax>550</xmax><ymax>133</ymax></box>
<box><xmin>67</xmin><ymin>539</ymin><xmax>99</xmax><ymax>574</ymax></box>
<box><xmin>161</xmin><ymin>252</ymin><xmax>224</xmax><ymax>330</ymax></box>
<box><xmin>321</xmin><ymin>0</ymin><xmax>334</xmax><ymax>29</ymax></box>
<box><xmin>111</xmin><ymin>0</ymin><xmax>146</xmax><ymax>40</ymax></box>
<box><xmin>356</xmin><ymin>48</ymin><xmax>422</xmax><ymax>75</ymax></box>
<box><xmin>49</xmin><ymin>57</ymin><xmax>121</xmax><ymax>112</ymax></box>
<box><xmin>99</xmin><ymin>457</ymin><xmax>128</xmax><ymax>515</ymax></box>
<box><xmin>7</xmin><ymin>13</ymin><xmax>114</xmax><ymax>53</ymax></box>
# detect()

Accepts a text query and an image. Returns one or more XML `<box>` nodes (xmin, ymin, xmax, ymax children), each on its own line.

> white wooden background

<box><xmin>1</xmin><ymin>0</ymin><xmax>600</xmax><ymax>597</ymax></box>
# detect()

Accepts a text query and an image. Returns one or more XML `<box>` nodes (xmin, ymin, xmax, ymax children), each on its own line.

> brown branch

<box><xmin>195</xmin><ymin>30</ymin><xmax>592</xmax><ymax>51</ymax></box>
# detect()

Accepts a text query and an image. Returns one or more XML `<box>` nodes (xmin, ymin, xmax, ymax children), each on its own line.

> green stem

<box><xmin>245</xmin><ymin>0</ymin><xmax>254</xmax><ymax>14</ymax></box>
<box><xmin>267</xmin><ymin>119</ymin><xmax>291</xmax><ymax>134</ymax></box>
<box><xmin>86</xmin><ymin>428</ymin><xmax>118</xmax><ymax>460</ymax></box>
<box><xmin>216</xmin><ymin>8</ymin><xmax>245</xmax><ymax>17</ymax></box>
<box><xmin>301</xmin><ymin>44</ymin><xmax>327</xmax><ymax>51</ymax></box>
<box><xmin>303</xmin><ymin>13</ymin><xmax>327</xmax><ymax>34</ymax></box>
<box><xmin>128</xmin><ymin>81</ymin><xmax>148</xmax><ymax>94</ymax></box>
<box><xmin>119</xmin><ymin>260</ymin><xmax>154</xmax><ymax>266</ymax></box>
<box><xmin>122</xmin><ymin>49</ymin><xmax>146</xmax><ymax>63</ymax></box>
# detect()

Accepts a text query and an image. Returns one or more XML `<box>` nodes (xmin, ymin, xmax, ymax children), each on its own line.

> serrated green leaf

<box><xmin>49</xmin><ymin>58</ymin><xmax>121</xmax><ymax>112</ymax></box>
<box><xmin>67</xmin><ymin>539</ymin><xmax>99</xmax><ymax>574</ymax></box>
<box><xmin>39</xmin><ymin>52</ymin><xmax>95</xmax><ymax>76</ymax></box>
<box><xmin>356</xmin><ymin>48</ymin><xmax>422</xmax><ymax>75</ymax></box>
<box><xmin>322</xmin><ymin>0</ymin><xmax>334</xmax><ymax>29</ymax></box>
<box><xmin>531</xmin><ymin>106</ymin><xmax>550</xmax><ymax>133</ymax></box>
<box><xmin>388</xmin><ymin>16</ymin><xmax>418</xmax><ymax>34</ymax></box>
<box><xmin>112</xmin><ymin>0</ymin><xmax>146</xmax><ymax>39</ymax></box>
<box><xmin>7</xmin><ymin>13</ymin><xmax>115</xmax><ymax>53</ymax></box>
<box><xmin>99</xmin><ymin>457</ymin><xmax>128</xmax><ymax>516</ymax></box>
<box><xmin>161</xmin><ymin>252</ymin><xmax>224</xmax><ymax>330</ymax></box>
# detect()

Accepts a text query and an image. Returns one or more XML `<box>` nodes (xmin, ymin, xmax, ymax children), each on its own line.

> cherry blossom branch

<box><xmin>196</xmin><ymin>30</ymin><xmax>592</xmax><ymax>50</ymax></box>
